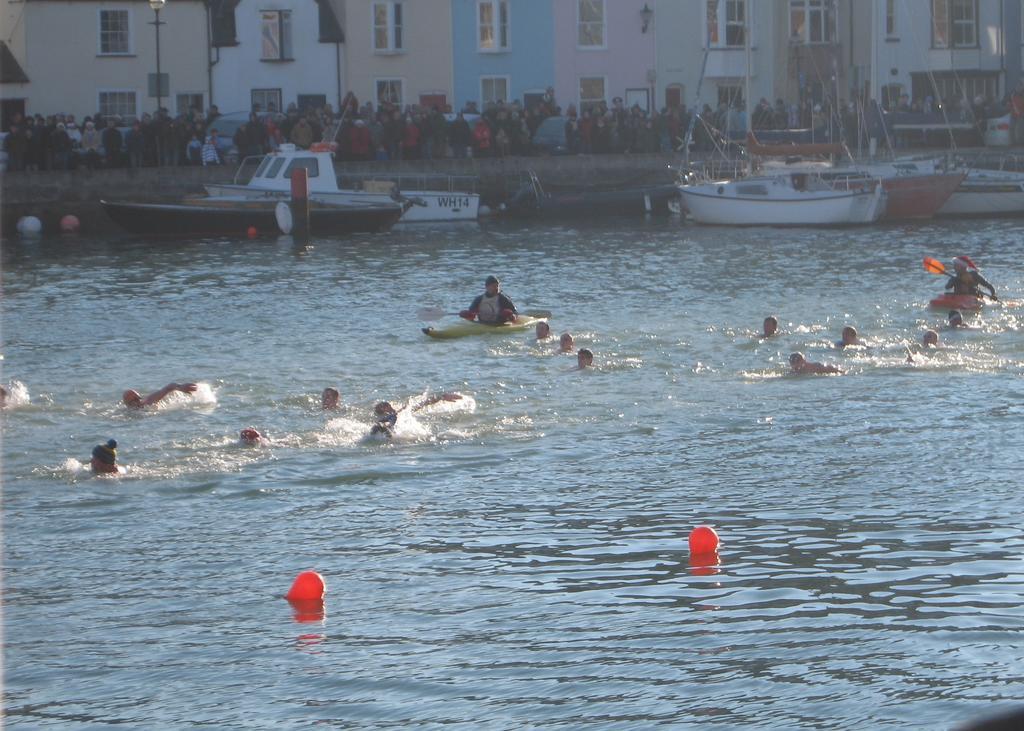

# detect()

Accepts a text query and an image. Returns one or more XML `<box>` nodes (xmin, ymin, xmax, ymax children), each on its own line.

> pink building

<box><xmin>553</xmin><ymin>0</ymin><xmax>657</xmax><ymax>115</ymax></box>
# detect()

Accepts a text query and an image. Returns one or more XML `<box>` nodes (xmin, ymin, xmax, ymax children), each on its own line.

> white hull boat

<box><xmin>679</xmin><ymin>173</ymin><xmax>886</xmax><ymax>226</ymax></box>
<box><xmin>205</xmin><ymin>144</ymin><xmax>480</xmax><ymax>223</ymax></box>
<box><xmin>938</xmin><ymin>170</ymin><xmax>1024</xmax><ymax>216</ymax></box>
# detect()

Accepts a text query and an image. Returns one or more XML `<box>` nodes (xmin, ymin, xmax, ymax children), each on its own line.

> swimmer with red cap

<box><xmin>123</xmin><ymin>382</ymin><xmax>198</xmax><ymax>409</ymax></box>
<box><xmin>240</xmin><ymin>427</ymin><xmax>264</xmax><ymax>445</ymax></box>
<box><xmin>91</xmin><ymin>439</ymin><xmax>119</xmax><ymax>473</ymax></box>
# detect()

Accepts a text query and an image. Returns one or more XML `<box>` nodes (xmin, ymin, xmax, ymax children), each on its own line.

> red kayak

<box><xmin>929</xmin><ymin>293</ymin><xmax>983</xmax><ymax>310</ymax></box>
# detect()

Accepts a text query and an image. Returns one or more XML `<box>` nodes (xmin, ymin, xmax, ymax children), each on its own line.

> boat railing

<box><xmin>335</xmin><ymin>172</ymin><xmax>479</xmax><ymax>194</ymax></box>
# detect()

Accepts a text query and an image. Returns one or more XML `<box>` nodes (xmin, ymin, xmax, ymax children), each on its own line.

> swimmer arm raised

<box><xmin>142</xmin><ymin>382</ymin><xmax>198</xmax><ymax>406</ymax></box>
<box><xmin>411</xmin><ymin>392</ymin><xmax>463</xmax><ymax>411</ymax></box>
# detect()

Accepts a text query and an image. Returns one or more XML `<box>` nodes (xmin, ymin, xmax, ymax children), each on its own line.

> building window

<box><xmin>579</xmin><ymin>76</ymin><xmax>605</xmax><ymax>111</ymax></box>
<box><xmin>578</xmin><ymin>0</ymin><xmax>605</xmax><ymax>48</ymax></box>
<box><xmin>706</xmin><ymin>0</ymin><xmax>745</xmax><ymax>47</ymax></box>
<box><xmin>376</xmin><ymin>79</ymin><xmax>404</xmax><ymax>108</ymax></box>
<box><xmin>932</xmin><ymin>0</ymin><xmax>977</xmax><ymax>48</ymax></box>
<box><xmin>99</xmin><ymin>9</ymin><xmax>131</xmax><ymax>55</ymax></box>
<box><xmin>176</xmin><ymin>93</ymin><xmax>205</xmax><ymax>116</ymax></box>
<box><xmin>790</xmin><ymin>0</ymin><xmax>836</xmax><ymax>44</ymax></box>
<box><xmin>912</xmin><ymin>72</ymin><xmax>996</xmax><ymax>105</ymax></box>
<box><xmin>251</xmin><ymin>88</ymin><xmax>282</xmax><ymax>114</ymax></box>
<box><xmin>885</xmin><ymin>0</ymin><xmax>896</xmax><ymax>36</ymax></box>
<box><xmin>480</xmin><ymin>76</ymin><xmax>509</xmax><ymax>105</ymax></box>
<box><xmin>717</xmin><ymin>84</ymin><xmax>743</xmax><ymax>108</ymax></box>
<box><xmin>98</xmin><ymin>90</ymin><xmax>137</xmax><ymax>118</ymax></box>
<box><xmin>373</xmin><ymin>2</ymin><xmax>403</xmax><ymax>53</ymax></box>
<box><xmin>478</xmin><ymin>0</ymin><xmax>509</xmax><ymax>51</ymax></box>
<box><xmin>261</xmin><ymin>10</ymin><xmax>293</xmax><ymax>61</ymax></box>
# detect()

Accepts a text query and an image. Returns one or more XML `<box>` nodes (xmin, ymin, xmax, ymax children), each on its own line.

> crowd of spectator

<box><xmin>4</xmin><ymin>84</ymin><xmax>1020</xmax><ymax>172</ymax></box>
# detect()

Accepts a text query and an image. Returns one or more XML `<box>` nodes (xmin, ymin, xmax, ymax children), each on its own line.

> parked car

<box><xmin>531</xmin><ymin>115</ymin><xmax>571</xmax><ymax>155</ymax></box>
<box><xmin>984</xmin><ymin>113</ymin><xmax>1011</xmax><ymax>147</ymax></box>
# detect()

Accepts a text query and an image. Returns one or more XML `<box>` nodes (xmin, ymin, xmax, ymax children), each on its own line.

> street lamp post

<box><xmin>149</xmin><ymin>0</ymin><xmax>166</xmax><ymax>113</ymax></box>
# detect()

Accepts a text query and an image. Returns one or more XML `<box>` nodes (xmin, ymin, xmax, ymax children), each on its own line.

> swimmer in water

<box><xmin>947</xmin><ymin>310</ymin><xmax>966</xmax><ymax>328</ymax></box>
<box><xmin>91</xmin><ymin>439</ymin><xmax>119</xmax><ymax>473</ymax></box>
<box><xmin>836</xmin><ymin>326</ymin><xmax>860</xmax><ymax>348</ymax></box>
<box><xmin>240</xmin><ymin>427</ymin><xmax>264</xmax><ymax>445</ymax></box>
<box><xmin>577</xmin><ymin>348</ymin><xmax>594</xmax><ymax>369</ymax></box>
<box><xmin>123</xmin><ymin>382</ymin><xmax>198</xmax><ymax>409</ymax></box>
<box><xmin>789</xmin><ymin>352</ymin><xmax>840</xmax><ymax>375</ymax></box>
<box><xmin>923</xmin><ymin>329</ymin><xmax>939</xmax><ymax>347</ymax></box>
<box><xmin>322</xmin><ymin>387</ymin><xmax>341</xmax><ymax>410</ymax></box>
<box><xmin>559</xmin><ymin>333</ymin><xmax>574</xmax><ymax>353</ymax></box>
<box><xmin>536</xmin><ymin>321</ymin><xmax>551</xmax><ymax>340</ymax></box>
<box><xmin>0</xmin><ymin>385</ymin><xmax>6</xmax><ymax>408</ymax></box>
<box><xmin>763</xmin><ymin>316</ymin><xmax>779</xmax><ymax>338</ymax></box>
<box><xmin>370</xmin><ymin>392</ymin><xmax>464</xmax><ymax>439</ymax></box>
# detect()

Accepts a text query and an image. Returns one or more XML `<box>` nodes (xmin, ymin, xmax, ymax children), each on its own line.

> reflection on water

<box><xmin>3</xmin><ymin>218</ymin><xmax>1024</xmax><ymax>728</ymax></box>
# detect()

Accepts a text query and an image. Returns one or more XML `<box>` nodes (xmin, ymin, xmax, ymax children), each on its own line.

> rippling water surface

<box><xmin>3</xmin><ymin>218</ymin><xmax>1024</xmax><ymax>728</ymax></box>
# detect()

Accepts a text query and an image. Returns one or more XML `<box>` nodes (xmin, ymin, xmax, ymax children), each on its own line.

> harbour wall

<box><xmin>0</xmin><ymin>154</ymin><xmax>683</xmax><ymax>235</ymax></box>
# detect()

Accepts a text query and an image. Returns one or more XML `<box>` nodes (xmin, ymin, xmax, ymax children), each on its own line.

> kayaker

<box><xmin>945</xmin><ymin>256</ymin><xmax>997</xmax><ymax>299</ymax></box>
<box><xmin>91</xmin><ymin>439</ymin><xmax>119</xmax><ymax>474</ymax></box>
<box><xmin>322</xmin><ymin>387</ymin><xmax>341</xmax><ymax>410</ymax></box>
<box><xmin>836</xmin><ymin>326</ymin><xmax>860</xmax><ymax>348</ymax></box>
<box><xmin>460</xmin><ymin>276</ymin><xmax>517</xmax><ymax>324</ymax></box>
<box><xmin>536</xmin><ymin>321</ymin><xmax>551</xmax><ymax>340</ymax></box>
<box><xmin>370</xmin><ymin>392</ymin><xmax>464</xmax><ymax>439</ymax></box>
<box><xmin>789</xmin><ymin>352</ymin><xmax>840</xmax><ymax>375</ymax></box>
<box><xmin>559</xmin><ymin>333</ymin><xmax>575</xmax><ymax>353</ymax></box>
<box><xmin>577</xmin><ymin>349</ymin><xmax>594</xmax><ymax>369</ymax></box>
<box><xmin>948</xmin><ymin>310</ymin><xmax>966</xmax><ymax>328</ymax></box>
<box><xmin>123</xmin><ymin>382</ymin><xmax>198</xmax><ymax>409</ymax></box>
<box><xmin>762</xmin><ymin>316</ymin><xmax>778</xmax><ymax>337</ymax></box>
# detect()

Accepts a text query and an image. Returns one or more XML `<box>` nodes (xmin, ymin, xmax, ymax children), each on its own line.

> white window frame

<box><xmin>176</xmin><ymin>92</ymin><xmax>206</xmax><ymax>116</ymax></box>
<box><xmin>789</xmin><ymin>0</ymin><xmax>837</xmax><ymax>45</ymax></box>
<box><xmin>97</xmin><ymin>89</ymin><xmax>138</xmax><ymax>119</ymax></box>
<box><xmin>97</xmin><ymin>8</ymin><xmax>133</xmax><ymax>56</ymax></box>
<box><xmin>260</xmin><ymin>10</ymin><xmax>293</xmax><ymax>61</ymax></box>
<box><xmin>375</xmin><ymin>78</ymin><xmax>404</xmax><ymax>108</ymax></box>
<box><xmin>577</xmin><ymin>0</ymin><xmax>606</xmax><ymax>50</ymax></box>
<box><xmin>578</xmin><ymin>75</ymin><xmax>607</xmax><ymax>111</ymax></box>
<box><xmin>931</xmin><ymin>0</ymin><xmax>977</xmax><ymax>49</ymax></box>
<box><xmin>705</xmin><ymin>0</ymin><xmax>747</xmax><ymax>48</ymax></box>
<box><xmin>251</xmin><ymin>88</ymin><xmax>282</xmax><ymax>114</ymax></box>
<box><xmin>372</xmin><ymin>2</ymin><xmax>404</xmax><ymax>54</ymax></box>
<box><xmin>477</xmin><ymin>0</ymin><xmax>510</xmax><ymax>52</ymax></box>
<box><xmin>480</xmin><ymin>75</ymin><xmax>510</xmax><ymax>106</ymax></box>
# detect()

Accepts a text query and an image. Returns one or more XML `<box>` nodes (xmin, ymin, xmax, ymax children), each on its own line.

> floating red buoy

<box><xmin>247</xmin><ymin>225</ymin><xmax>258</xmax><ymax>238</ymax></box>
<box><xmin>688</xmin><ymin>525</ymin><xmax>719</xmax><ymax>555</ymax></box>
<box><xmin>286</xmin><ymin>570</ymin><xmax>325</xmax><ymax>602</ymax></box>
<box><xmin>60</xmin><ymin>214</ymin><xmax>80</xmax><ymax>233</ymax></box>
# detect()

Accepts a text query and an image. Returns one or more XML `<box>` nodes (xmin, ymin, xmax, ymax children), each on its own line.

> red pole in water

<box><xmin>290</xmin><ymin>167</ymin><xmax>310</xmax><ymax>241</ymax></box>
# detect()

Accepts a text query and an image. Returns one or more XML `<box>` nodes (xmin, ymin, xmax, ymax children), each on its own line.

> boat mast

<box><xmin>683</xmin><ymin>0</ymin><xmax>717</xmax><ymax>168</ymax></box>
<box><xmin>745</xmin><ymin>0</ymin><xmax>752</xmax><ymax>174</ymax></box>
<box><xmin>869</xmin><ymin>0</ymin><xmax>878</xmax><ymax>158</ymax></box>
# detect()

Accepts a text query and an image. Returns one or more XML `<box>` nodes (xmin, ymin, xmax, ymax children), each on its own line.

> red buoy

<box><xmin>247</xmin><ymin>225</ymin><xmax>258</xmax><ymax>238</ymax></box>
<box><xmin>688</xmin><ymin>525</ymin><xmax>720</xmax><ymax>555</ymax></box>
<box><xmin>60</xmin><ymin>214</ymin><xmax>81</xmax><ymax>233</ymax></box>
<box><xmin>286</xmin><ymin>570</ymin><xmax>325</xmax><ymax>601</ymax></box>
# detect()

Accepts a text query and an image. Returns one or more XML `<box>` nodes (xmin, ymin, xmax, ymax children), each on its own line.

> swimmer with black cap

<box><xmin>123</xmin><ymin>382</ymin><xmax>198</xmax><ymax>409</ymax></box>
<box><xmin>763</xmin><ymin>316</ymin><xmax>779</xmax><ymax>338</ymax></box>
<box><xmin>91</xmin><ymin>439</ymin><xmax>119</xmax><ymax>473</ymax></box>
<box><xmin>559</xmin><ymin>333</ymin><xmax>575</xmax><ymax>353</ymax></box>
<box><xmin>369</xmin><ymin>392</ymin><xmax>464</xmax><ymax>439</ymax></box>
<box><xmin>536</xmin><ymin>321</ymin><xmax>551</xmax><ymax>340</ymax></box>
<box><xmin>948</xmin><ymin>310</ymin><xmax>966</xmax><ymax>328</ymax></box>
<box><xmin>577</xmin><ymin>349</ymin><xmax>594</xmax><ymax>369</ymax></box>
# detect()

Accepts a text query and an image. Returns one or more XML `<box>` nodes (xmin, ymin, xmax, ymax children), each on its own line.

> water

<box><xmin>3</xmin><ymin>218</ymin><xmax>1024</xmax><ymax>728</ymax></box>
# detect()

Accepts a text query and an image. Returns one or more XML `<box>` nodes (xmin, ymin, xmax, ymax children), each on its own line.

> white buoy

<box><xmin>16</xmin><ymin>216</ymin><xmax>42</xmax><ymax>236</ymax></box>
<box><xmin>478</xmin><ymin>205</ymin><xmax>492</xmax><ymax>217</ymax></box>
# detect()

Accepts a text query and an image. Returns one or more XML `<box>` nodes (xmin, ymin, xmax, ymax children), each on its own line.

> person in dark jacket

<box><xmin>946</xmin><ymin>256</ymin><xmax>997</xmax><ymax>299</ymax></box>
<box><xmin>449</xmin><ymin>112</ymin><xmax>472</xmax><ymax>158</ymax></box>
<box><xmin>102</xmin><ymin>119</ymin><xmax>123</xmax><ymax>167</ymax></box>
<box><xmin>460</xmin><ymin>275</ymin><xmax>517</xmax><ymax>324</ymax></box>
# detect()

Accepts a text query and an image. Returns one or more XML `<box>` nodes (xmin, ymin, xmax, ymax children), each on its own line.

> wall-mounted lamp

<box><xmin>641</xmin><ymin>3</ymin><xmax>653</xmax><ymax>34</ymax></box>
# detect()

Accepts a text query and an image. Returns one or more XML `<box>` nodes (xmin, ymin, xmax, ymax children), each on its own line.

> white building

<box><xmin>3</xmin><ymin>0</ymin><xmax>209</xmax><ymax>121</ymax></box>
<box><xmin>208</xmin><ymin>0</ymin><xmax>345</xmax><ymax>114</ymax></box>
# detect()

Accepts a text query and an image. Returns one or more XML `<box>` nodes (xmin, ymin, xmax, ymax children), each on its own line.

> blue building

<box><xmin>451</xmin><ymin>0</ymin><xmax>555</xmax><ymax>110</ymax></box>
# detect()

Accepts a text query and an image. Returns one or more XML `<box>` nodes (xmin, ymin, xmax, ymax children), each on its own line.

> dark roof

<box><xmin>0</xmin><ymin>42</ymin><xmax>29</xmax><ymax>84</ymax></box>
<box><xmin>317</xmin><ymin>0</ymin><xmax>344</xmax><ymax>43</ymax></box>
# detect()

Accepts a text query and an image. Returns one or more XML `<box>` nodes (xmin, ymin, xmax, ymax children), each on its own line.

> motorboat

<box><xmin>937</xmin><ymin>169</ymin><xmax>1024</xmax><ymax>216</ymax></box>
<box><xmin>679</xmin><ymin>172</ymin><xmax>886</xmax><ymax>226</ymax></box>
<box><xmin>501</xmin><ymin>171</ymin><xmax>680</xmax><ymax>217</ymax></box>
<box><xmin>100</xmin><ymin>196</ymin><xmax>406</xmax><ymax>236</ymax></box>
<box><xmin>205</xmin><ymin>143</ymin><xmax>480</xmax><ymax>223</ymax></box>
